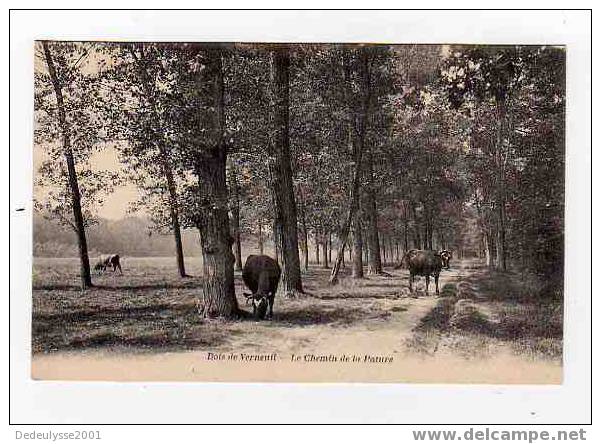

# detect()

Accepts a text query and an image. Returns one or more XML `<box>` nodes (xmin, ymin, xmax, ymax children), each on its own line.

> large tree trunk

<box><xmin>195</xmin><ymin>48</ymin><xmax>238</xmax><ymax>318</ymax></box>
<box><xmin>42</xmin><ymin>41</ymin><xmax>92</xmax><ymax>290</ymax></box>
<box><xmin>228</xmin><ymin>163</ymin><xmax>243</xmax><ymax>271</ymax></box>
<box><xmin>267</xmin><ymin>47</ymin><xmax>303</xmax><ymax>297</ymax></box>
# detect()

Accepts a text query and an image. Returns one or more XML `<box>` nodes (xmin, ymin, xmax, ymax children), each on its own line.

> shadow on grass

<box><xmin>317</xmin><ymin>293</ymin><xmax>402</xmax><ymax>300</ymax></box>
<box><xmin>358</xmin><ymin>281</ymin><xmax>406</xmax><ymax>288</ymax></box>
<box><xmin>33</xmin><ymin>281</ymin><xmax>205</xmax><ymax>292</ymax></box>
<box><xmin>32</xmin><ymin>301</ymin><xmax>229</xmax><ymax>354</ymax></box>
<box><xmin>268</xmin><ymin>304</ymin><xmax>391</xmax><ymax>327</ymax></box>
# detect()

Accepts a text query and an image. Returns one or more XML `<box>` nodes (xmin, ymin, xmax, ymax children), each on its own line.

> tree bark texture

<box><xmin>195</xmin><ymin>49</ymin><xmax>238</xmax><ymax>318</ymax></box>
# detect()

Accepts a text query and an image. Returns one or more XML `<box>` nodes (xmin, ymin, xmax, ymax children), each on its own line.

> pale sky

<box><xmin>33</xmin><ymin>143</ymin><xmax>142</xmax><ymax>220</ymax></box>
<box><xmin>34</xmin><ymin>43</ymin><xmax>140</xmax><ymax>220</ymax></box>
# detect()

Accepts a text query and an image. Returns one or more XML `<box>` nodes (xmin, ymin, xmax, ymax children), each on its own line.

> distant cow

<box><xmin>96</xmin><ymin>254</ymin><xmax>123</xmax><ymax>274</ymax></box>
<box><xmin>242</xmin><ymin>255</ymin><xmax>281</xmax><ymax>320</ymax></box>
<box><xmin>400</xmin><ymin>249</ymin><xmax>450</xmax><ymax>295</ymax></box>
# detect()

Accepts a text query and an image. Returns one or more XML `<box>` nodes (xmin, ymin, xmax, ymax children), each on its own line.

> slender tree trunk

<box><xmin>403</xmin><ymin>215</ymin><xmax>409</xmax><ymax>252</ymax></box>
<box><xmin>322</xmin><ymin>233</ymin><xmax>329</xmax><ymax>269</ymax></box>
<box><xmin>329</xmin><ymin>47</ymin><xmax>370</xmax><ymax>284</ymax></box>
<box><xmin>302</xmin><ymin>229</ymin><xmax>309</xmax><ymax>271</ymax></box>
<box><xmin>328</xmin><ymin>231</ymin><xmax>333</xmax><ymax>263</ymax></box>
<box><xmin>352</xmin><ymin>217</ymin><xmax>364</xmax><ymax>278</ymax></box>
<box><xmin>315</xmin><ymin>231</ymin><xmax>320</xmax><ymax>265</ymax></box>
<box><xmin>163</xmin><ymin>166</ymin><xmax>187</xmax><ymax>277</ymax></box>
<box><xmin>474</xmin><ymin>192</ymin><xmax>493</xmax><ymax>267</ymax></box>
<box><xmin>427</xmin><ymin>216</ymin><xmax>434</xmax><ymax>250</ymax></box>
<box><xmin>128</xmin><ymin>45</ymin><xmax>187</xmax><ymax>278</ymax></box>
<box><xmin>267</xmin><ymin>47</ymin><xmax>303</xmax><ymax>296</ymax></box>
<box><xmin>425</xmin><ymin>208</ymin><xmax>432</xmax><ymax>250</ymax></box>
<box><xmin>363</xmin><ymin>195</ymin><xmax>382</xmax><ymax>274</ymax></box>
<box><xmin>273</xmin><ymin>219</ymin><xmax>280</xmax><ymax>261</ymax></box>
<box><xmin>195</xmin><ymin>48</ymin><xmax>238</xmax><ymax>318</ymax></box>
<box><xmin>495</xmin><ymin>103</ymin><xmax>508</xmax><ymax>271</ymax></box>
<box><xmin>484</xmin><ymin>229</ymin><xmax>493</xmax><ymax>267</ymax></box>
<box><xmin>496</xmin><ymin>215</ymin><xmax>506</xmax><ymax>270</ymax></box>
<box><xmin>411</xmin><ymin>202</ymin><xmax>421</xmax><ymax>249</ymax></box>
<box><xmin>42</xmin><ymin>41</ymin><xmax>92</xmax><ymax>290</ymax></box>
<box><xmin>257</xmin><ymin>222</ymin><xmax>264</xmax><ymax>254</ymax></box>
<box><xmin>228</xmin><ymin>163</ymin><xmax>243</xmax><ymax>272</ymax></box>
<box><xmin>298</xmin><ymin>192</ymin><xmax>309</xmax><ymax>271</ymax></box>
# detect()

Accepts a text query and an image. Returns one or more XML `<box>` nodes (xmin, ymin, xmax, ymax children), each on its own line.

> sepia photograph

<box><xmin>29</xmin><ymin>39</ymin><xmax>567</xmax><ymax>384</ymax></box>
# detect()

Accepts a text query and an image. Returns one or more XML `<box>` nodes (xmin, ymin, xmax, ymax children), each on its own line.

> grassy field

<box><xmin>32</xmin><ymin>256</ymin><xmax>419</xmax><ymax>354</ymax></box>
<box><xmin>31</xmin><ymin>256</ymin><xmax>562</xmax><ymax>382</ymax></box>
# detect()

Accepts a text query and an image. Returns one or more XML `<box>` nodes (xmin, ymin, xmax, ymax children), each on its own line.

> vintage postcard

<box><xmin>31</xmin><ymin>40</ymin><xmax>565</xmax><ymax>384</ymax></box>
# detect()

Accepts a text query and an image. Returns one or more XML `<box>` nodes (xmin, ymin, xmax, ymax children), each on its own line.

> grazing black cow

<box><xmin>400</xmin><ymin>249</ymin><xmax>448</xmax><ymax>295</ymax></box>
<box><xmin>242</xmin><ymin>255</ymin><xmax>281</xmax><ymax>320</ymax></box>
<box><xmin>97</xmin><ymin>254</ymin><xmax>123</xmax><ymax>274</ymax></box>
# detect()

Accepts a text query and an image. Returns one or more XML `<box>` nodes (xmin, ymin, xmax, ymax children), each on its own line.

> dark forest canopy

<box><xmin>34</xmin><ymin>42</ymin><xmax>565</xmax><ymax>310</ymax></box>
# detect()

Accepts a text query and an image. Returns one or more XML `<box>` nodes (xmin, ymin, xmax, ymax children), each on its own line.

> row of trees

<box><xmin>34</xmin><ymin>42</ymin><xmax>565</xmax><ymax>316</ymax></box>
